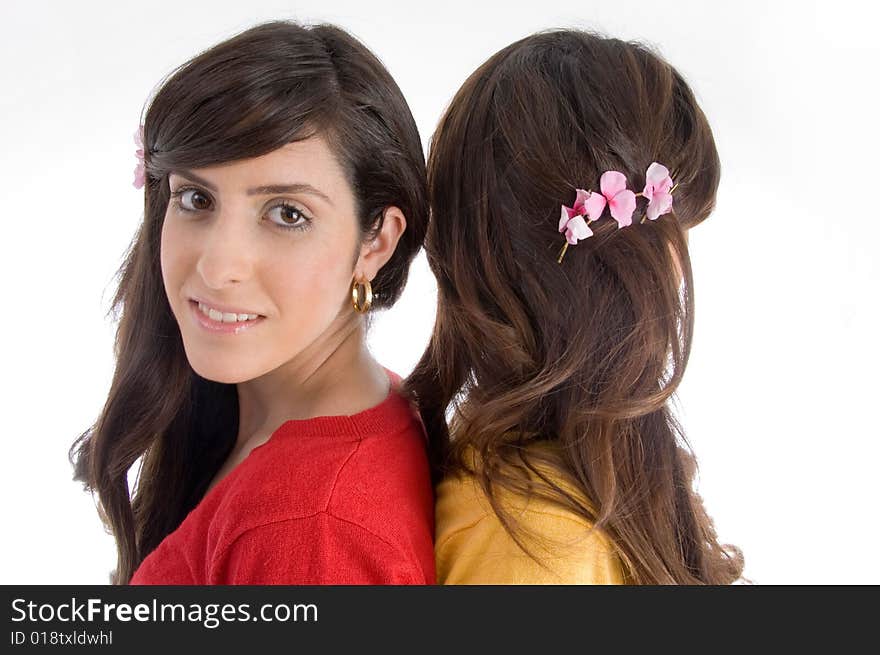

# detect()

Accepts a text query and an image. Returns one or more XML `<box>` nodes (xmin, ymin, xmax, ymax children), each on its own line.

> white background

<box><xmin>1</xmin><ymin>0</ymin><xmax>877</xmax><ymax>584</ymax></box>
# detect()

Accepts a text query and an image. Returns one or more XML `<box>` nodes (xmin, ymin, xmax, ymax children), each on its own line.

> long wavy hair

<box><xmin>404</xmin><ymin>30</ymin><xmax>744</xmax><ymax>584</ymax></box>
<box><xmin>69</xmin><ymin>20</ymin><xmax>428</xmax><ymax>584</ymax></box>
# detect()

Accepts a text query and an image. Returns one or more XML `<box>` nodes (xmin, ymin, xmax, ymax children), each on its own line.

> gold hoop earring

<box><xmin>351</xmin><ymin>278</ymin><xmax>373</xmax><ymax>314</ymax></box>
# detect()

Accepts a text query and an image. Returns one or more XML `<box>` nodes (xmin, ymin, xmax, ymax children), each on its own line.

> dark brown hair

<box><xmin>69</xmin><ymin>20</ymin><xmax>427</xmax><ymax>584</ymax></box>
<box><xmin>404</xmin><ymin>29</ymin><xmax>744</xmax><ymax>584</ymax></box>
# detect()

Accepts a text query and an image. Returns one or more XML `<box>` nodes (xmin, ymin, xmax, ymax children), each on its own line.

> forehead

<box><xmin>171</xmin><ymin>136</ymin><xmax>348</xmax><ymax>195</ymax></box>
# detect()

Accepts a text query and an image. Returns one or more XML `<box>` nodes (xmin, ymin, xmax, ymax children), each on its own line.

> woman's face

<box><xmin>160</xmin><ymin>136</ymin><xmax>363</xmax><ymax>384</ymax></box>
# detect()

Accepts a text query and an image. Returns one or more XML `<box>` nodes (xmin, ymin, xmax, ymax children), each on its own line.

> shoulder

<box><xmin>325</xmin><ymin>396</ymin><xmax>434</xmax><ymax>573</ymax></box>
<box><xmin>209</xmin><ymin>510</ymin><xmax>432</xmax><ymax>584</ymax></box>
<box><xmin>329</xmin><ymin>403</ymin><xmax>432</xmax><ymax>511</ymax></box>
<box><xmin>208</xmin><ymin>386</ymin><xmax>434</xmax><ymax>583</ymax></box>
<box><xmin>326</xmin><ymin>373</ymin><xmax>433</xmax><ymax>523</ymax></box>
<box><xmin>435</xmin><ymin>443</ymin><xmax>625</xmax><ymax>584</ymax></box>
<box><xmin>211</xmin><ymin>432</ymin><xmax>359</xmax><ymax>536</ymax></box>
<box><xmin>215</xmin><ymin>380</ymin><xmax>430</xmax><ymax>529</ymax></box>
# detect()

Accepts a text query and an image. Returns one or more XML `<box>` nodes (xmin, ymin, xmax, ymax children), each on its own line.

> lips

<box><xmin>187</xmin><ymin>299</ymin><xmax>266</xmax><ymax>334</ymax></box>
<box><xmin>189</xmin><ymin>295</ymin><xmax>265</xmax><ymax>315</ymax></box>
<box><xmin>195</xmin><ymin>301</ymin><xmax>260</xmax><ymax>323</ymax></box>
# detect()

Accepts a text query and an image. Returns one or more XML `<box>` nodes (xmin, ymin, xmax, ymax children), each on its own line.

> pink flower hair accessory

<box><xmin>558</xmin><ymin>188</ymin><xmax>593</xmax><ymax>243</ymax></box>
<box><xmin>133</xmin><ymin>125</ymin><xmax>145</xmax><ymax>189</ymax></box>
<box><xmin>557</xmin><ymin>162</ymin><xmax>677</xmax><ymax>263</ymax></box>
<box><xmin>640</xmin><ymin>162</ymin><xmax>676</xmax><ymax>221</ymax></box>
<box><xmin>587</xmin><ymin>171</ymin><xmax>637</xmax><ymax>228</ymax></box>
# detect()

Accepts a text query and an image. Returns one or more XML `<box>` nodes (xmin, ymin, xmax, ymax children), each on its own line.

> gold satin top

<box><xmin>435</xmin><ymin>443</ymin><xmax>626</xmax><ymax>584</ymax></box>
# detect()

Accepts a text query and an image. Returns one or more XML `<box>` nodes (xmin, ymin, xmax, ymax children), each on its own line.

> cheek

<box><xmin>268</xmin><ymin>247</ymin><xmax>353</xmax><ymax>322</ymax></box>
<box><xmin>259</xmin><ymin>243</ymin><xmax>355</xmax><ymax>355</ymax></box>
<box><xmin>159</xmin><ymin>217</ymin><xmax>172</xmax><ymax>281</ymax></box>
<box><xmin>159</xmin><ymin>216</ymin><xmax>191</xmax><ymax>308</ymax></box>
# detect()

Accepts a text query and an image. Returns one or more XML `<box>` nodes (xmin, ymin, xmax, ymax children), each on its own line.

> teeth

<box><xmin>197</xmin><ymin>302</ymin><xmax>260</xmax><ymax>323</ymax></box>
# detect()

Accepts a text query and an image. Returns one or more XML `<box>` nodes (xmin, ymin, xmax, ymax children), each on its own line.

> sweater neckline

<box><xmin>248</xmin><ymin>367</ymin><xmax>414</xmax><ymax>449</ymax></box>
<box><xmin>195</xmin><ymin>368</ymin><xmax>417</xmax><ymax>510</ymax></box>
<box><xmin>159</xmin><ymin>368</ymin><xmax>426</xmax><ymax>555</ymax></box>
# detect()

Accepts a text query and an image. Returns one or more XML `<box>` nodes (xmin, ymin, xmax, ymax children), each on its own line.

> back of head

<box><xmin>406</xmin><ymin>29</ymin><xmax>744</xmax><ymax>584</ymax></box>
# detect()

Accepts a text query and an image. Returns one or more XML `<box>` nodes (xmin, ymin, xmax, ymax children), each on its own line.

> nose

<box><xmin>195</xmin><ymin>210</ymin><xmax>256</xmax><ymax>289</ymax></box>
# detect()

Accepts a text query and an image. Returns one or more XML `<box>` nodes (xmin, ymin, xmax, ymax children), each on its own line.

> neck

<box><xmin>234</xmin><ymin>308</ymin><xmax>389</xmax><ymax>449</ymax></box>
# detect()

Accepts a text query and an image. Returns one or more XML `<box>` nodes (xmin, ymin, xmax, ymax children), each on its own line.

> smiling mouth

<box><xmin>193</xmin><ymin>300</ymin><xmax>262</xmax><ymax>324</ymax></box>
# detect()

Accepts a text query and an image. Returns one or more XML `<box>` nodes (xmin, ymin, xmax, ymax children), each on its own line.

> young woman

<box><xmin>405</xmin><ymin>30</ymin><xmax>745</xmax><ymax>584</ymax></box>
<box><xmin>70</xmin><ymin>20</ymin><xmax>434</xmax><ymax>585</ymax></box>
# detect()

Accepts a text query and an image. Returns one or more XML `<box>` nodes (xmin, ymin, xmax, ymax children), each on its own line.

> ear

<box><xmin>354</xmin><ymin>206</ymin><xmax>407</xmax><ymax>281</ymax></box>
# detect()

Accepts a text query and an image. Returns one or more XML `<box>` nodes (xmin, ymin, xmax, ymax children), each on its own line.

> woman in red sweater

<box><xmin>69</xmin><ymin>21</ymin><xmax>435</xmax><ymax>585</ymax></box>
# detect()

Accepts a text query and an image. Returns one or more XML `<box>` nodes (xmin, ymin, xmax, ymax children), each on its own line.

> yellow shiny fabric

<box><xmin>435</xmin><ymin>445</ymin><xmax>625</xmax><ymax>584</ymax></box>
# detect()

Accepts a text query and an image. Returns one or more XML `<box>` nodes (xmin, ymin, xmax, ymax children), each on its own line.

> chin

<box><xmin>188</xmin><ymin>362</ymin><xmax>254</xmax><ymax>385</ymax></box>
<box><xmin>192</xmin><ymin>368</ymin><xmax>252</xmax><ymax>385</ymax></box>
<box><xmin>182</xmin><ymin>348</ymin><xmax>265</xmax><ymax>385</ymax></box>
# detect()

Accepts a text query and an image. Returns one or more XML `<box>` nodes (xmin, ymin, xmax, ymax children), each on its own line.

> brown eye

<box><xmin>267</xmin><ymin>202</ymin><xmax>311</xmax><ymax>230</ymax></box>
<box><xmin>184</xmin><ymin>189</ymin><xmax>211</xmax><ymax>210</ymax></box>
<box><xmin>171</xmin><ymin>188</ymin><xmax>213</xmax><ymax>212</ymax></box>
<box><xmin>191</xmin><ymin>191</ymin><xmax>211</xmax><ymax>210</ymax></box>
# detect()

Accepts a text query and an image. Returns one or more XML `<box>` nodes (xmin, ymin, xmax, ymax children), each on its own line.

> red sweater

<box><xmin>129</xmin><ymin>371</ymin><xmax>435</xmax><ymax>585</ymax></box>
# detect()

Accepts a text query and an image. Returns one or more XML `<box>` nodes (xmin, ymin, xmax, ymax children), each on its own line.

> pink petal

<box><xmin>559</xmin><ymin>204</ymin><xmax>586</xmax><ymax>233</ymax></box>
<box><xmin>658</xmin><ymin>192</ymin><xmax>673</xmax><ymax>214</ymax></box>
<box><xmin>133</xmin><ymin>126</ymin><xmax>146</xmax><ymax>189</ymax></box>
<box><xmin>133</xmin><ymin>164</ymin><xmax>145</xmax><ymax>189</ymax></box>
<box><xmin>572</xmin><ymin>188</ymin><xmax>590</xmax><ymax>214</ymax></box>
<box><xmin>584</xmin><ymin>191</ymin><xmax>607</xmax><ymax>221</ymax></box>
<box><xmin>609</xmin><ymin>189</ymin><xmax>636</xmax><ymax>228</ymax></box>
<box><xmin>644</xmin><ymin>162</ymin><xmax>673</xmax><ymax>197</ymax></box>
<box><xmin>645</xmin><ymin>162</ymin><xmax>669</xmax><ymax>185</ymax></box>
<box><xmin>565</xmin><ymin>215</ymin><xmax>592</xmax><ymax>244</ymax></box>
<box><xmin>646</xmin><ymin>192</ymin><xmax>673</xmax><ymax>220</ymax></box>
<box><xmin>600</xmin><ymin>171</ymin><xmax>628</xmax><ymax>199</ymax></box>
<box><xmin>559</xmin><ymin>206</ymin><xmax>573</xmax><ymax>232</ymax></box>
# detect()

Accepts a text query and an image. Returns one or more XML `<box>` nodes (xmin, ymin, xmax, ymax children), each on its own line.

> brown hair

<box><xmin>69</xmin><ymin>20</ymin><xmax>427</xmax><ymax>584</ymax></box>
<box><xmin>404</xmin><ymin>29</ymin><xmax>744</xmax><ymax>584</ymax></box>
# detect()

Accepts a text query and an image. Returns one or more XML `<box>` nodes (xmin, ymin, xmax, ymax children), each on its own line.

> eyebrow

<box><xmin>171</xmin><ymin>169</ymin><xmax>334</xmax><ymax>206</ymax></box>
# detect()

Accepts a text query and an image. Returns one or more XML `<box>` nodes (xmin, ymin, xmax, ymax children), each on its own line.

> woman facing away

<box><xmin>69</xmin><ymin>20</ymin><xmax>435</xmax><ymax>585</ymax></box>
<box><xmin>405</xmin><ymin>30</ymin><xmax>745</xmax><ymax>584</ymax></box>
